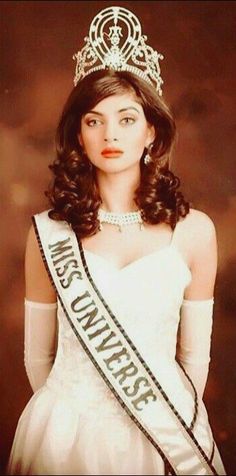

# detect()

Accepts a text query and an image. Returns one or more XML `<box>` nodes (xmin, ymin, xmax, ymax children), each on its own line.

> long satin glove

<box><xmin>176</xmin><ymin>298</ymin><xmax>214</xmax><ymax>400</ymax></box>
<box><xmin>24</xmin><ymin>299</ymin><xmax>58</xmax><ymax>392</ymax></box>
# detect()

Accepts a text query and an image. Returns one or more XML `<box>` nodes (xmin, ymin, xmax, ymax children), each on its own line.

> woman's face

<box><xmin>78</xmin><ymin>92</ymin><xmax>155</xmax><ymax>174</ymax></box>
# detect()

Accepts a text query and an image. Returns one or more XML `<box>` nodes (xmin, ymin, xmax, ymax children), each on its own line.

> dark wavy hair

<box><xmin>46</xmin><ymin>70</ymin><xmax>190</xmax><ymax>237</ymax></box>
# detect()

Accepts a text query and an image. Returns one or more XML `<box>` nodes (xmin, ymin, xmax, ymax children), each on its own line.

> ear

<box><xmin>145</xmin><ymin>125</ymin><xmax>155</xmax><ymax>148</ymax></box>
<box><xmin>77</xmin><ymin>132</ymin><xmax>84</xmax><ymax>148</ymax></box>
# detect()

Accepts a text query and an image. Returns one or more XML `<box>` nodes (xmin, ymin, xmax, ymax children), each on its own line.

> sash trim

<box><xmin>177</xmin><ymin>361</ymin><xmax>198</xmax><ymax>430</ymax></box>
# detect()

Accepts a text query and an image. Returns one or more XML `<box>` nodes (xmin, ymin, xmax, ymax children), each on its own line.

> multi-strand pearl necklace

<box><xmin>98</xmin><ymin>208</ymin><xmax>143</xmax><ymax>232</ymax></box>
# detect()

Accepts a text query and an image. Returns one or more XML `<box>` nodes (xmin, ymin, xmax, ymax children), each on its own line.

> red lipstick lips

<box><xmin>101</xmin><ymin>147</ymin><xmax>124</xmax><ymax>158</ymax></box>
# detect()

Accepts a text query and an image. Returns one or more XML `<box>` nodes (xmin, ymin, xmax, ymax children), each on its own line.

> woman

<box><xmin>8</xmin><ymin>6</ymin><xmax>226</xmax><ymax>476</ymax></box>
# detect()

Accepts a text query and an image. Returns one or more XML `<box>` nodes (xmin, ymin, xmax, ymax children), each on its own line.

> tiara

<box><xmin>73</xmin><ymin>6</ymin><xmax>164</xmax><ymax>96</ymax></box>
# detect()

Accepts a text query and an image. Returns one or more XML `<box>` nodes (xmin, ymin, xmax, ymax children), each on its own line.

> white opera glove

<box><xmin>24</xmin><ymin>299</ymin><xmax>58</xmax><ymax>393</ymax></box>
<box><xmin>176</xmin><ymin>298</ymin><xmax>214</xmax><ymax>400</ymax></box>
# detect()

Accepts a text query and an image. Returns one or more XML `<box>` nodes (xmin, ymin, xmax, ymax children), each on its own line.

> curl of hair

<box><xmin>46</xmin><ymin>70</ymin><xmax>189</xmax><ymax>237</ymax></box>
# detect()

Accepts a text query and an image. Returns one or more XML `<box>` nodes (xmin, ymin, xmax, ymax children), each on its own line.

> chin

<box><xmin>95</xmin><ymin>159</ymin><xmax>140</xmax><ymax>174</ymax></box>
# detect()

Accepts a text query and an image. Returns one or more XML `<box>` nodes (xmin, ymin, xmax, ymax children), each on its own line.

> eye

<box><xmin>86</xmin><ymin>118</ymin><xmax>102</xmax><ymax>127</ymax></box>
<box><xmin>120</xmin><ymin>116</ymin><xmax>136</xmax><ymax>125</ymax></box>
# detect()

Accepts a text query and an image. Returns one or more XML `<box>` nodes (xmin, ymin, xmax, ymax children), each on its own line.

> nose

<box><xmin>104</xmin><ymin>121</ymin><xmax>118</xmax><ymax>143</ymax></box>
<box><xmin>104</xmin><ymin>137</ymin><xmax>118</xmax><ymax>143</ymax></box>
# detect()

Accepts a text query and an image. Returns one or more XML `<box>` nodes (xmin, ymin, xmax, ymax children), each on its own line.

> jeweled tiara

<box><xmin>73</xmin><ymin>6</ymin><xmax>164</xmax><ymax>96</ymax></box>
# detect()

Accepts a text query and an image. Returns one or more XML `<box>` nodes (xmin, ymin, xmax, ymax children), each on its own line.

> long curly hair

<box><xmin>46</xmin><ymin>70</ymin><xmax>190</xmax><ymax>237</ymax></box>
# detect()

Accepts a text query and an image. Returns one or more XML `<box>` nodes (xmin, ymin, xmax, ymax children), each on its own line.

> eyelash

<box><xmin>86</xmin><ymin>117</ymin><xmax>136</xmax><ymax>127</ymax></box>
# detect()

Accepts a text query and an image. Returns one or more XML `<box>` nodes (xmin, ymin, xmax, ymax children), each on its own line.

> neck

<box><xmin>96</xmin><ymin>167</ymin><xmax>140</xmax><ymax>213</ymax></box>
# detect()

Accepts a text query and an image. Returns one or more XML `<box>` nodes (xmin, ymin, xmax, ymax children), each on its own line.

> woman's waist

<box><xmin>46</xmin><ymin>354</ymin><xmax>195</xmax><ymax>406</ymax></box>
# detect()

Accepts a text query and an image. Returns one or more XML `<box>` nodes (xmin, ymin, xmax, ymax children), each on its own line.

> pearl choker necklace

<box><xmin>98</xmin><ymin>208</ymin><xmax>143</xmax><ymax>232</ymax></box>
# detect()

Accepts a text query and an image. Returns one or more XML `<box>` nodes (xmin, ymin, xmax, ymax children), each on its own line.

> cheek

<box><xmin>126</xmin><ymin>124</ymin><xmax>149</xmax><ymax>148</ymax></box>
<box><xmin>80</xmin><ymin>129</ymin><xmax>101</xmax><ymax>152</ymax></box>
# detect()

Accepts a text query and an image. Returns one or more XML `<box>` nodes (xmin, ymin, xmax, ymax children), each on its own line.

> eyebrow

<box><xmin>84</xmin><ymin>106</ymin><xmax>140</xmax><ymax>116</ymax></box>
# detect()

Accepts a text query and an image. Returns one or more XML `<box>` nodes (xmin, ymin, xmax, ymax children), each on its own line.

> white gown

<box><xmin>8</xmin><ymin>242</ymin><xmax>225</xmax><ymax>475</ymax></box>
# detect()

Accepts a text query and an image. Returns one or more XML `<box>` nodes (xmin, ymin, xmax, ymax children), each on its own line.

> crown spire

<box><xmin>73</xmin><ymin>6</ymin><xmax>164</xmax><ymax>96</ymax></box>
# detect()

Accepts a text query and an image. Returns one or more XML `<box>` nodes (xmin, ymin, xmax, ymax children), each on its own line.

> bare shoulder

<box><xmin>181</xmin><ymin>208</ymin><xmax>217</xmax><ymax>241</ymax></box>
<box><xmin>25</xmin><ymin>224</ymin><xmax>57</xmax><ymax>303</ymax></box>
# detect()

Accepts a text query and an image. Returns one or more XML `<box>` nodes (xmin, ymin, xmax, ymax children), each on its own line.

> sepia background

<box><xmin>1</xmin><ymin>1</ymin><xmax>236</xmax><ymax>474</ymax></box>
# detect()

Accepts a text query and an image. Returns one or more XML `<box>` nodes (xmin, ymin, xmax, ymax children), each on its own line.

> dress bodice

<box><xmin>46</xmin><ymin>244</ymin><xmax>194</xmax><ymax>423</ymax></box>
<box><xmin>82</xmin><ymin>245</ymin><xmax>191</xmax><ymax>363</ymax></box>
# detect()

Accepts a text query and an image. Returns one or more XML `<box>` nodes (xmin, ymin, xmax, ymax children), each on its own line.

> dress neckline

<box><xmin>79</xmin><ymin>221</ymin><xmax>181</xmax><ymax>273</ymax></box>
<box><xmin>81</xmin><ymin>243</ymin><xmax>192</xmax><ymax>278</ymax></box>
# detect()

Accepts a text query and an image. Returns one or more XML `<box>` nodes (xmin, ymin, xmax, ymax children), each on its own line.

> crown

<box><xmin>73</xmin><ymin>6</ymin><xmax>164</xmax><ymax>96</ymax></box>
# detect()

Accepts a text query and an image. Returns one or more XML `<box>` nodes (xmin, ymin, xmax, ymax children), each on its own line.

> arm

<box><xmin>176</xmin><ymin>210</ymin><xmax>218</xmax><ymax>399</ymax></box>
<box><xmin>24</xmin><ymin>225</ymin><xmax>58</xmax><ymax>392</ymax></box>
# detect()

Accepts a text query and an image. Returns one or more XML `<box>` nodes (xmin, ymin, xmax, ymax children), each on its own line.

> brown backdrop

<box><xmin>1</xmin><ymin>1</ymin><xmax>236</xmax><ymax>474</ymax></box>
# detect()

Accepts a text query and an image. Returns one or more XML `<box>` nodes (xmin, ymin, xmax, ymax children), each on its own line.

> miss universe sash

<box><xmin>33</xmin><ymin>211</ymin><xmax>226</xmax><ymax>476</ymax></box>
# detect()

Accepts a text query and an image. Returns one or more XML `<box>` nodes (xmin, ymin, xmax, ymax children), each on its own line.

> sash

<box><xmin>33</xmin><ymin>211</ymin><xmax>225</xmax><ymax>476</ymax></box>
